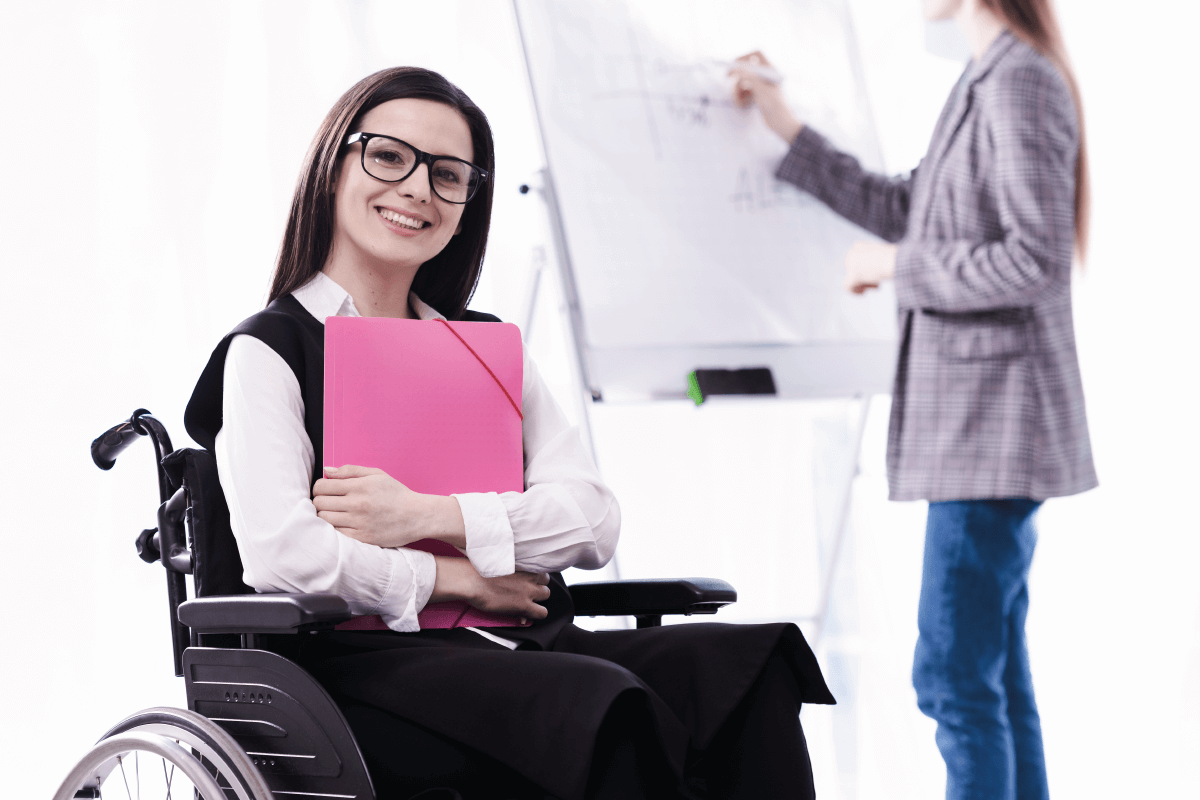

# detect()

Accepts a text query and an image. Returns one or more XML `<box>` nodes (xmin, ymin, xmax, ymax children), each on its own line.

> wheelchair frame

<box><xmin>56</xmin><ymin>408</ymin><xmax>738</xmax><ymax>799</ymax></box>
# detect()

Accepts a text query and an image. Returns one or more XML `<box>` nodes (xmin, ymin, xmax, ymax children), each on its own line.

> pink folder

<box><xmin>323</xmin><ymin>316</ymin><xmax>526</xmax><ymax>630</ymax></box>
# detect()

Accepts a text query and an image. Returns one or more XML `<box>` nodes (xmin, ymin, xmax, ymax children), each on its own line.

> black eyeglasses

<box><xmin>345</xmin><ymin>132</ymin><xmax>488</xmax><ymax>204</ymax></box>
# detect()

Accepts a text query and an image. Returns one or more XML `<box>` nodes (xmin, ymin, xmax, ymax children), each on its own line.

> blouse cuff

<box><xmin>452</xmin><ymin>492</ymin><xmax>516</xmax><ymax>578</ymax></box>
<box><xmin>374</xmin><ymin>548</ymin><xmax>434</xmax><ymax>633</ymax></box>
<box><xmin>403</xmin><ymin>547</ymin><xmax>437</xmax><ymax>612</ymax></box>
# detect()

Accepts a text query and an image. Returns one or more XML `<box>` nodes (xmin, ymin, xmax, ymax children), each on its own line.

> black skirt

<box><xmin>295</xmin><ymin>577</ymin><xmax>834</xmax><ymax>799</ymax></box>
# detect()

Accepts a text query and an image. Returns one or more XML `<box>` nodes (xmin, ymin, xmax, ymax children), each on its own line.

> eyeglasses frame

<box><xmin>344</xmin><ymin>131</ymin><xmax>489</xmax><ymax>205</ymax></box>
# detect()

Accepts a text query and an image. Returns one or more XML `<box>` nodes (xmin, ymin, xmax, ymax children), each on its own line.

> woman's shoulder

<box><xmin>979</xmin><ymin>37</ymin><xmax>1077</xmax><ymax>135</ymax></box>
<box><xmin>983</xmin><ymin>36</ymin><xmax>1073</xmax><ymax>108</ymax></box>
<box><xmin>233</xmin><ymin>294</ymin><xmax>323</xmax><ymax>339</ymax></box>
<box><xmin>220</xmin><ymin>294</ymin><xmax>324</xmax><ymax>368</ymax></box>
<box><xmin>184</xmin><ymin>295</ymin><xmax>321</xmax><ymax>450</ymax></box>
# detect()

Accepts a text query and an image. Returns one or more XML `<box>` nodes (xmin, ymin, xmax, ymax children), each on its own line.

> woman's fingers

<box><xmin>323</xmin><ymin>464</ymin><xmax>384</xmax><ymax>478</ymax></box>
<box><xmin>729</xmin><ymin>51</ymin><xmax>776</xmax><ymax>106</ymax></box>
<box><xmin>525</xmin><ymin>574</ymin><xmax>552</xmax><ymax>615</ymax></box>
<box><xmin>844</xmin><ymin>240</ymin><xmax>897</xmax><ymax>294</ymax></box>
<box><xmin>734</xmin><ymin>50</ymin><xmax>772</xmax><ymax>67</ymax></box>
<box><xmin>316</xmin><ymin>508</ymin><xmax>355</xmax><ymax>527</ymax></box>
<box><xmin>728</xmin><ymin>67</ymin><xmax>766</xmax><ymax>105</ymax></box>
<box><xmin>312</xmin><ymin>493</ymin><xmax>353</xmax><ymax>512</ymax></box>
<box><xmin>312</xmin><ymin>477</ymin><xmax>351</xmax><ymax>497</ymax></box>
<box><xmin>470</xmin><ymin>571</ymin><xmax>554</xmax><ymax>619</ymax></box>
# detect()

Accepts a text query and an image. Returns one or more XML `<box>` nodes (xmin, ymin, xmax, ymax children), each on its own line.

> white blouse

<box><xmin>214</xmin><ymin>272</ymin><xmax>620</xmax><ymax>640</ymax></box>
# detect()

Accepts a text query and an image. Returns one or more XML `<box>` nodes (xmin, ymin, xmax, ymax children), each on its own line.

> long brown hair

<box><xmin>268</xmin><ymin>67</ymin><xmax>495</xmax><ymax>319</ymax></box>
<box><xmin>982</xmin><ymin>0</ymin><xmax>1089</xmax><ymax>262</ymax></box>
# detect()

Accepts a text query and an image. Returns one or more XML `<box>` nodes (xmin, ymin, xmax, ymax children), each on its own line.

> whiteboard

<box><xmin>515</xmin><ymin>0</ymin><xmax>897</xmax><ymax>401</ymax></box>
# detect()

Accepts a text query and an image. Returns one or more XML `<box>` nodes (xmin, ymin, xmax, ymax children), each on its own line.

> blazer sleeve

<box><xmin>775</xmin><ymin>126</ymin><xmax>914</xmax><ymax>243</ymax></box>
<box><xmin>893</xmin><ymin>62</ymin><xmax>1078</xmax><ymax>312</ymax></box>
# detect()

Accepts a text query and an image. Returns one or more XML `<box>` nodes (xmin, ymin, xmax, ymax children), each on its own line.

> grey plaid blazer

<box><xmin>776</xmin><ymin>32</ymin><xmax>1096</xmax><ymax>502</ymax></box>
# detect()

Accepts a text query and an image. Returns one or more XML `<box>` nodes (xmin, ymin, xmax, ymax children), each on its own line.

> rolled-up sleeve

<box><xmin>216</xmin><ymin>334</ymin><xmax>436</xmax><ymax>632</ymax></box>
<box><xmin>452</xmin><ymin>347</ymin><xmax>620</xmax><ymax>575</ymax></box>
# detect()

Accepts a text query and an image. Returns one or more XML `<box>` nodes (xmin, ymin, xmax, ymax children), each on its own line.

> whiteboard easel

<box><xmin>506</xmin><ymin>0</ymin><xmax>883</xmax><ymax>642</ymax></box>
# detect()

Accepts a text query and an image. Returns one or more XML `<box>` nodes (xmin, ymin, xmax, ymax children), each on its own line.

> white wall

<box><xmin>1</xmin><ymin>2</ymin><xmax>1196</xmax><ymax>798</ymax></box>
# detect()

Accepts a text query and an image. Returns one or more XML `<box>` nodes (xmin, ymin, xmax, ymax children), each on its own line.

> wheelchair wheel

<box><xmin>53</xmin><ymin>706</ymin><xmax>272</xmax><ymax>800</ymax></box>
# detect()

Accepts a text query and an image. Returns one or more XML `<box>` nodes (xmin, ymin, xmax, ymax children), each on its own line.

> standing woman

<box><xmin>733</xmin><ymin>0</ymin><xmax>1095</xmax><ymax>798</ymax></box>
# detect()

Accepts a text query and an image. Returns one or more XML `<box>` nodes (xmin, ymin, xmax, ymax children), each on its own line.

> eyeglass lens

<box><xmin>361</xmin><ymin>137</ymin><xmax>480</xmax><ymax>203</ymax></box>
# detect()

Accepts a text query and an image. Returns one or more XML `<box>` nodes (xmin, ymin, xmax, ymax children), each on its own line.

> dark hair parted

<box><xmin>268</xmin><ymin>67</ymin><xmax>495</xmax><ymax>319</ymax></box>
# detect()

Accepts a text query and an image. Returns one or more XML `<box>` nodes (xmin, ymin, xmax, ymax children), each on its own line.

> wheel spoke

<box><xmin>63</xmin><ymin>713</ymin><xmax>263</xmax><ymax>800</ymax></box>
<box><xmin>118</xmin><ymin>754</ymin><xmax>133</xmax><ymax>800</ymax></box>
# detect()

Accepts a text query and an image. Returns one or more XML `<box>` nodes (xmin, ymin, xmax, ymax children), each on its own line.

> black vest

<box><xmin>184</xmin><ymin>295</ymin><xmax>573</xmax><ymax>649</ymax></box>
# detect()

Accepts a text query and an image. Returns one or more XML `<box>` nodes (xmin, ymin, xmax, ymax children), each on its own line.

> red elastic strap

<box><xmin>435</xmin><ymin>318</ymin><xmax>523</xmax><ymax>420</ymax></box>
<box><xmin>450</xmin><ymin>604</ymin><xmax>471</xmax><ymax>629</ymax></box>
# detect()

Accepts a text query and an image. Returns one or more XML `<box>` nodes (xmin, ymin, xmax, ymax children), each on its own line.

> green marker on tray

<box><xmin>686</xmin><ymin>371</ymin><xmax>704</xmax><ymax>406</ymax></box>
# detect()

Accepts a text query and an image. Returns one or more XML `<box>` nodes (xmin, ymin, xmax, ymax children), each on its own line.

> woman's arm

<box><xmin>893</xmin><ymin>62</ymin><xmax>1078</xmax><ymax>312</ymax></box>
<box><xmin>776</xmin><ymin>128</ymin><xmax>914</xmax><ymax>244</ymax></box>
<box><xmin>306</xmin><ymin>344</ymin><xmax>617</xmax><ymax>579</ymax></box>
<box><xmin>313</xmin><ymin>463</ymin><xmax>468</xmax><ymax>550</ymax></box>
<box><xmin>218</xmin><ymin>335</ymin><xmax>551</xmax><ymax>626</ymax></box>
<box><xmin>730</xmin><ymin>52</ymin><xmax>913</xmax><ymax>242</ymax></box>
<box><xmin>216</xmin><ymin>335</ymin><xmax>436</xmax><ymax>631</ymax></box>
<box><xmin>456</xmin><ymin>349</ymin><xmax>619</xmax><ymax>577</ymax></box>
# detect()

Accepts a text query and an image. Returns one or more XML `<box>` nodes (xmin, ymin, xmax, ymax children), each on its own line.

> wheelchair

<box><xmin>55</xmin><ymin>409</ymin><xmax>739</xmax><ymax>800</ymax></box>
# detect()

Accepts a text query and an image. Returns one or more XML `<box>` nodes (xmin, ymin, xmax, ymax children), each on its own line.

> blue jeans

<box><xmin>913</xmin><ymin>500</ymin><xmax>1049</xmax><ymax>800</ymax></box>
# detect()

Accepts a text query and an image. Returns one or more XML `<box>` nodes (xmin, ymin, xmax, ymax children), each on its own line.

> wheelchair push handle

<box><xmin>91</xmin><ymin>412</ymin><xmax>150</xmax><ymax>471</ymax></box>
<box><xmin>92</xmin><ymin>407</ymin><xmax>174</xmax><ymax>466</ymax></box>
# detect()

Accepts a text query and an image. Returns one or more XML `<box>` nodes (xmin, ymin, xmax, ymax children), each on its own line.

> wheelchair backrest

<box><xmin>162</xmin><ymin>448</ymin><xmax>254</xmax><ymax>598</ymax></box>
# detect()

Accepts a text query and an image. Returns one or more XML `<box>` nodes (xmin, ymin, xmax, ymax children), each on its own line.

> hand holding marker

<box><xmin>727</xmin><ymin>51</ymin><xmax>804</xmax><ymax>146</ymax></box>
<box><xmin>716</xmin><ymin>57</ymin><xmax>784</xmax><ymax>85</ymax></box>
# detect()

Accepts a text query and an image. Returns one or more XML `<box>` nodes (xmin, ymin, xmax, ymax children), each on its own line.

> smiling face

<box><xmin>329</xmin><ymin>98</ymin><xmax>475</xmax><ymax>275</ymax></box>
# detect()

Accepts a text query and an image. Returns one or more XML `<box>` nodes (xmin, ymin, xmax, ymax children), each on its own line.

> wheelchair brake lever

<box><xmin>157</xmin><ymin>486</ymin><xmax>193</xmax><ymax>574</ymax></box>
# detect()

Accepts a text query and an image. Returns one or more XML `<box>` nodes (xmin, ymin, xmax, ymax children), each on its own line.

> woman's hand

<box><xmin>729</xmin><ymin>51</ymin><xmax>803</xmax><ymax>143</ymax></box>
<box><xmin>472</xmin><ymin>570</ymin><xmax>552</xmax><ymax>623</ymax></box>
<box><xmin>845</xmin><ymin>241</ymin><xmax>897</xmax><ymax>294</ymax></box>
<box><xmin>313</xmin><ymin>464</ymin><xmax>466</xmax><ymax>549</ymax></box>
<box><xmin>431</xmin><ymin>556</ymin><xmax>552</xmax><ymax>623</ymax></box>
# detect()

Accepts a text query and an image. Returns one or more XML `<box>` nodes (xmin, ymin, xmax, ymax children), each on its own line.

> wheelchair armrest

<box><xmin>569</xmin><ymin>578</ymin><xmax>737</xmax><ymax>619</ymax></box>
<box><xmin>178</xmin><ymin>593</ymin><xmax>353</xmax><ymax>634</ymax></box>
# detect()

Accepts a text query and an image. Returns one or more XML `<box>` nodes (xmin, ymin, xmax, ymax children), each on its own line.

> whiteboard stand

<box><xmin>811</xmin><ymin>393</ymin><xmax>871</xmax><ymax>648</ymax></box>
<box><xmin>522</xmin><ymin>169</ymin><xmax>622</xmax><ymax>585</ymax></box>
<box><xmin>519</xmin><ymin>243</ymin><xmax>546</xmax><ymax>339</ymax></box>
<box><xmin>524</xmin><ymin>169</ymin><xmax>601</xmax><ymax>464</ymax></box>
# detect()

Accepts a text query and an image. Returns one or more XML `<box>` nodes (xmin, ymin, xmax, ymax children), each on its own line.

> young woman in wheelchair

<box><xmin>184</xmin><ymin>66</ymin><xmax>833</xmax><ymax>800</ymax></box>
